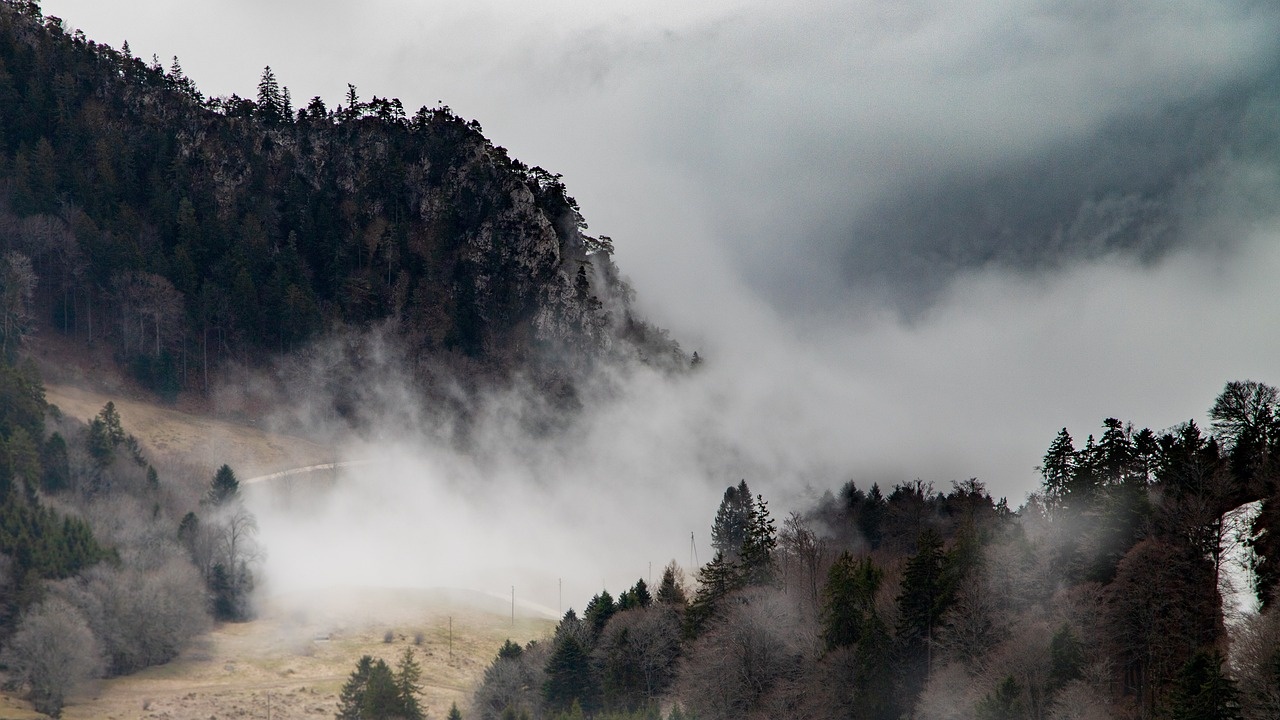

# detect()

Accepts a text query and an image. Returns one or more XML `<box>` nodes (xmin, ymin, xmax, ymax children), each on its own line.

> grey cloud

<box><xmin>35</xmin><ymin>0</ymin><xmax>1280</xmax><ymax>605</ymax></box>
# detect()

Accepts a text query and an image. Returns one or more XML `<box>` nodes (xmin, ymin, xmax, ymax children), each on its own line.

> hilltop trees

<box><xmin>687</xmin><ymin>481</ymin><xmax>779</xmax><ymax>635</ymax></box>
<box><xmin>463</xmin><ymin>378</ymin><xmax>1280</xmax><ymax>720</ymax></box>
<box><xmin>0</xmin><ymin>0</ymin><xmax>684</xmax><ymax>405</ymax></box>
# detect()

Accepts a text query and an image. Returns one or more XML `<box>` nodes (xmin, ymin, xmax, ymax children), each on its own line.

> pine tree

<box><xmin>684</xmin><ymin>551</ymin><xmax>742</xmax><ymax>638</ymax></box>
<box><xmin>543</xmin><ymin>634</ymin><xmax>598</xmax><ymax>715</ymax></box>
<box><xmin>656</xmin><ymin>564</ymin><xmax>687</xmax><ymax>608</ymax></box>
<box><xmin>362</xmin><ymin>659</ymin><xmax>402</xmax><ymax>718</ymax></box>
<box><xmin>337</xmin><ymin>656</ymin><xmax>373</xmax><ymax>720</ymax></box>
<box><xmin>1095</xmin><ymin>418</ymin><xmax>1133</xmax><ymax>484</ymax></box>
<box><xmin>1047</xmin><ymin>623</ymin><xmax>1084</xmax><ymax>694</ymax></box>
<box><xmin>710</xmin><ymin>481</ymin><xmax>753</xmax><ymax>561</ymax></box>
<box><xmin>395</xmin><ymin>647</ymin><xmax>425</xmax><ymax>720</ymax></box>
<box><xmin>584</xmin><ymin>591</ymin><xmax>616</xmax><ymax>636</ymax></box>
<box><xmin>256</xmin><ymin>66</ymin><xmax>283</xmax><ymax>125</ymax></box>
<box><xmin>860</xmin><ymin>483</ymin><xmax>886</xmax><ymax>549</ymax></box>
<box><xmin>739</xmin><ymin>493</ymin><xmax>777</xmax><ymax>585</ymax></box>
<box><xmin>337</xmin><ymin>654</ymin><xmax>421</xmax><ymax>719</ymax></box>
<box><xmin>1167</xmin><ymin>650</ymin><xmax>1242</xmax><ymax>720</ymax></box>
<box><xmin>447</xmin><ymin>702</ymin><xmax>463</xmax><ymax>720</ymax></box>
<box><xmin>630</xmin><ymin>578</ymin><xmax>652</xmax><ymax>608</ymax></box>
<box><xmin>207</xmin><ymin>464</ymin><xmax>239</xmax><ymax>505</ymax></box>
<box><xmin>896</xmin><ymin>528</ymin><xmax>950</xmax><ymax>697</ymax></box>
<box><xmin>87</xmin><ymin>402</ymin><xmax>125</xmax><ymax>466</ymax></box>
<box><xmin>1041</xmin><ymin>428</ymin><xmax>1076</xmax><ymax>509</ymax></box>
<box><xmin>822</xmin><ymin>552</ymin><xmax>880</xmax><ymax>651</ymax></box>
<box><xmin>976</xmin><ymin>676</ymin><xmax>1025</xmax><ymax>720</ymax></box>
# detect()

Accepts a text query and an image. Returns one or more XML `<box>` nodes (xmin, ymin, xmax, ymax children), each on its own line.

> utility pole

<box><xmin>449</xmin><ymin>616</ymin><xmax>453</xmax><ymax>661</ymax></box>
<box><xmin>511</xmin><ymin>585</ymin><xmax>515</xmax><ymax>627</ymax></box>
<box><xmin>558</xmin><ymin>578</ymin><xmax>562</xmax><ymax>616</ymax></box>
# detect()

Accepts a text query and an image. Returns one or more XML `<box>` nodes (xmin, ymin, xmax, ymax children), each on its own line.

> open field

<box><xmin>39</xmin><ymin>587</ymin><xmax>556</xmax><ymax>720</ymax></box>
<box><xmin>42</xmin><ymin>383</ymin><xmax>331</xmax><ymax>481</ymax></box>
<box><xmin>6</xmin><ymin>376</ymin><xmax>558</xmax><ymax>719</ymax></box>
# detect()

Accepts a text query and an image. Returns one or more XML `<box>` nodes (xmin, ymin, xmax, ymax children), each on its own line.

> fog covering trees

<box><xmin>0</xmin><ymin>596</ymin><xmax>102</xmax><ymax>716</ymax></box>
<box><xmin>0</xmin><ymin>342</ymin><xmax>256</xmax><ymax>712</ymax></box>
<box><xmin>473</xmin><ymin>379</ymin><xmax>1280</xmax><ymax>720</ymax></box>
<box><xmin>0</xmin><ymin>0</ymin><xmax>683</xmax><ymax>410</ymax></box>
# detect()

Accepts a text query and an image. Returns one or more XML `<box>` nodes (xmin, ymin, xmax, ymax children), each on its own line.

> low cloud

<box><xmin>38</xmin><ymin>0</ymin><xmax>1280</xmax><ymax>607</ymax></box>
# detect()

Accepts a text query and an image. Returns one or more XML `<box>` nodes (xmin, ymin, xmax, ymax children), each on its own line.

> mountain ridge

<box><xmin>0</xmin><ymin>0</ymin><xmax>682</xmax><ymax>409</ymax></box>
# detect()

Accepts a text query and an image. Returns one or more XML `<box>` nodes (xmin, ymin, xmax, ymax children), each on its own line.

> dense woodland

<box><xmin>475</xmin><ymin>380</ymin><xmax>1280</xmax><ymax>720</ymax></box>
<box><xmin>0</xmin><ymin>351</ymin><xmax>261</xmax><ymax>716</ymax></box>
<box><xmin>0</xmin><ymin>0</ymin><xmax>680</xmax><ymax>408</ymax></box>
<box><xmin>0</xmin><ymin>2</ymin><xmax>1278</xmax><ymax>719</ymax></box>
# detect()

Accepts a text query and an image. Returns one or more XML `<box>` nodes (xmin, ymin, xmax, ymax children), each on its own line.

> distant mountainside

<box><xmin>0</xmin><ymin>1</ymin><xmax>681</xmax><ymax>400</ymax></box>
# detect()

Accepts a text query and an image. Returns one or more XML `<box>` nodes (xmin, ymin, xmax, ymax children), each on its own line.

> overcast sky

<box><xmin>37</xmin><ymin>0</ymin><xmax>1280</xmax><ymax>602</ymax></box>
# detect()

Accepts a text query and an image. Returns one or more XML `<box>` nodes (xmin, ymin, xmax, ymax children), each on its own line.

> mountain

<box><xmin>0</xmin><ymin>0</ymin><xmax>681</xmax><ymax>403</ymax></box>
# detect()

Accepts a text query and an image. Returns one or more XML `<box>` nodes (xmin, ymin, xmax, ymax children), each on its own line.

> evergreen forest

<box><xmin>475</xmin><ymin>380</ymin><xmax>1280</xmax><ymax>720</ymax></box>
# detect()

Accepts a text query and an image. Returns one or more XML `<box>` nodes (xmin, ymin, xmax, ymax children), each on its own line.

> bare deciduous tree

<box><xmin>1230</xmin><ymin>608</ymin><xmax>1280</xmax><ymax>720</ymax></box>
<box><xmin>779</xmin><ymin>511</ymin><xmax>830</xmax><ymax>616</ymax></box>
<box><xmin>113</xmin><ymin>270</ymin><xmax>184</xmax><ymax>356</ymax></box>
<box><xmin>474</xmin><ymin>639</ymin><xmax>549</xmax><ymax>720</ymax></box>
<box><xmin>0</xmin><ymin>250</ymin><xmax>36</xmax><ymax>354</ymax></box>
<box><xmin>677</xmin><ymin>588</ymin><xmax>811</xmax><ymax>720</ymax></box>
<box><xmin>0</xmin><ymin>597</ymin><xmax>104</xmax><ymax>717</ymax></box>
<box><xmin>595</xmin><ymin>606</ymin><xmax>682</xmax><ymax>706</ymax></box>
<box><xmin>56</xmin><ymin>551</ymin><xmax>210</xmax><ymax>674</ymax></box>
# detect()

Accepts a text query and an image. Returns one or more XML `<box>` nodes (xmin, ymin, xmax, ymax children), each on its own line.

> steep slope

<box><xmin>0</xmin><ymin>1</ymin><xmax>681</xmax><ymax>401</ymax></box>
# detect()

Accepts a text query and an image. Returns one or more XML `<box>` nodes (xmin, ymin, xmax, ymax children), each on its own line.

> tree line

<box><xmin>473</xmin><ymin>380</ymin><xmax>1280</xmax><ymax>720</ymax></box>
<box><xmin>0</xmin><ymin>351</ymin><xmax>262</xmax><ymax>716</ymax></box>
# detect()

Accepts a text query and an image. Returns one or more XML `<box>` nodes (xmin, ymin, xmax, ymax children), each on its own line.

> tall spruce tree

<box><xmin>256</xmin><ymin>66</ymin><xmax>283</xmax><ymax>125</ymax></box>
<box><xmin>896</xmin><ymin>528</ymin><xmax>951</xmax><ymax>699</ymax></box>
<box><xmin>1167</xmin><ymin>650</ymin><xmax>1242</xmax><ymax>720</ymax></box>
<box><xmin>543</xmin><ymin>634</ymin><xmax>598</xmax><ymax>715</ymax></box>
<box><xmin>1041</xmin><ymin>428</ymin><xmax>1076</xmax><ymax>509</ymax></box>
<box><xmin>739</xmin><ymin>493</ymin><xmax>777</xmax><ymax>585</ymax></box>
<box><xmin>711</xmin><ymin>480</ymin><xmax>753</xmax><ymax>561</ymax></box>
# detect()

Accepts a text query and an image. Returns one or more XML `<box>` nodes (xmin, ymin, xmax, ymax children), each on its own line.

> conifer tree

<box><xmin>337</xmin><ymin>656</ymin><xmax>374</xmax><ymax>720</ymax></box>
<box><xmin>739</xmin><ymin>493</ymin><xmax>777</xmax><ymax>585</ymax></box>
<box><xmin>896</xmin><ymin>528</ymin><xmax>951</xmax><ymax>698</ymax></box>
<box><xmin>584</xmin><ymin>591</ymin><xmax>616</xmax><ymax>636</ymax></box>
<box><xmin>860</xmin><ymin>483</ymin><xmax>886</xmax><ymax>549</ymax></box>
<box><xmin>256</xmin><ymin>66</ymin><xmax>283</xmax><ymax>125</ymax></box>
<box><xmin>1167</xmin><ymin>650</ymin><xmax>1242</xmax><ymax>720</ymax></box>
<box><xmin>1041</xmin><ymin>428</ymin><xmax>1076</xmax><ymax>509</ymax></box>
<box><xmin>543</xmin><ymin>634</ymin><xmax>598</xmax><ymax>715</ymax></box>
<box><xmin>207</xmin><ymin>464</ymin><xmax>240</xmax><ymax>506</ymax></box>
<box><xmin>710</xmin><ymin>480</ymin><xmax>752</xmax><ymax>561</ymax></box>
<box><xmin>395</xmin><ymin>647</ymin><xmax>424</xmax><ymax>720</ymax></box>
<box><xmin>1047</xmin><ymin>623</ymin><xmax>1085</xmax><ymax>694</ymax></box>
<box><xmin>684</xmin><ymin>551</ymin><xmax>742</xmax><ymax>638</ymax></box>
<box><xmin>822</xmin><ymin>552</ymin><xmax>881</xmax><ymax>651</ymax></box>
<box><xmin>630</xmin><ymin>578</ymin><xmax>652</xmax><ymax>608</ymax></box>
<box><xmin>497</xmin><ymin>639</ymin><xmax>524</xmax><ymax>660</ymax></box>
<box><xmin>656</xmin><ymin>563</ymin><xmax>687</xmax><ymax>608</ymax></box>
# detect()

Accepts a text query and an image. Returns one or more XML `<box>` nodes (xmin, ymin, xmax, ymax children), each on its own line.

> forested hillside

<box><xmin>476</xmin><ymin>381</ymin><xmax>1280</xmax><ymax>720</ymax></box>
<box><xmin>0</xmin><ymin>0</ymin><xmax>680</xmax><ymax>404</ymax></box>
<box><xmin>0</xmin><ymin>349</ymin><xmax>262</xmax><ymax>716</ymax></box>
